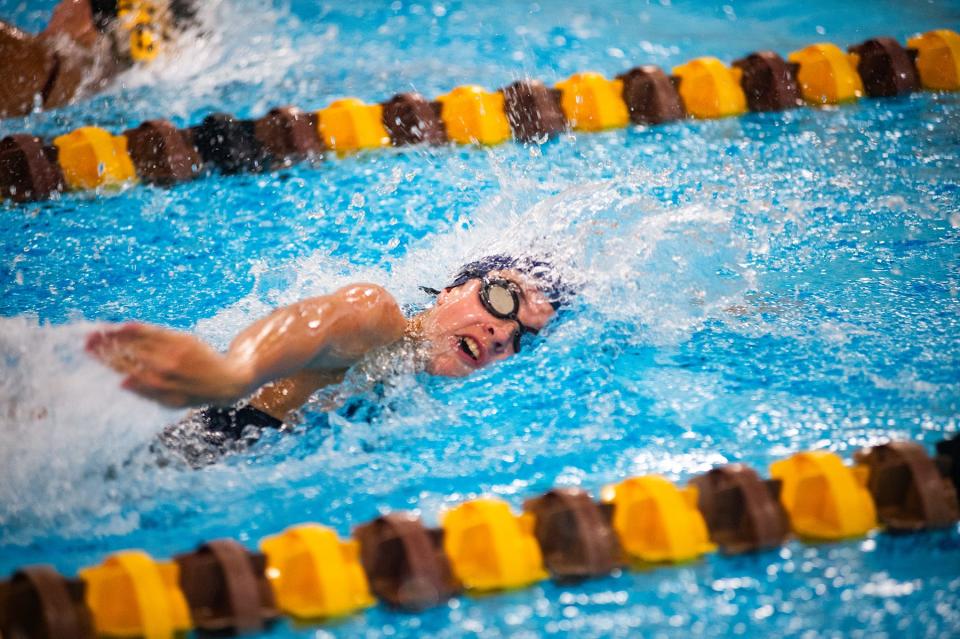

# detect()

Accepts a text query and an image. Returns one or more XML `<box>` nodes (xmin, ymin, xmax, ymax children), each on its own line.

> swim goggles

<box><xmin>420</xmin><ymin>278</ymin><xmax>538</xmax><ymax>353</ymax></box>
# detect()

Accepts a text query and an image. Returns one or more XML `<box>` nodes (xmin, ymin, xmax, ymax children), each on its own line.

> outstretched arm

<box><xmin>86</xmin><ymin>284</ymin><xmax>406</xmax><ymax>408</ymax></box>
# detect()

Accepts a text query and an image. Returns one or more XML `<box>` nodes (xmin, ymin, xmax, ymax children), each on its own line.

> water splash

<box><xmin>0</xmin><ymin>316</ymin><xmax>180</xmax><ymax>543</ymax></box>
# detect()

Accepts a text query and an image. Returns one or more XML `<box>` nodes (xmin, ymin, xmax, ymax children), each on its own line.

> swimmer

<box><xmin>0</xmin><ymin>0</ymin><xmax>196</xmax><ymax>117</ymax></box>
<box><xmin>87</xmin><ymin>255</ymin><xmax>568</xmax><ymax>465</ymax></box>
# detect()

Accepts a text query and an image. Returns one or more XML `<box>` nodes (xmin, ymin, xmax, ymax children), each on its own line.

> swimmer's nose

<box><xmin>485</xmin><ymin>323</ymin><xmax>514</xmax><ymax>354</ymax></box>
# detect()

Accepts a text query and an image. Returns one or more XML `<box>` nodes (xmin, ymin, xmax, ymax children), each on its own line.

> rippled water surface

<box><xmin>1</xmin><ymin>1</ymin><xmax>960</xmax><ymax>637</ymax></box>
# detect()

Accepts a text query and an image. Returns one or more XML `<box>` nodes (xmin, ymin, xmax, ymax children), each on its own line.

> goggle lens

<box><xmin>485</xmin><ymin>283</ymin><xmax>519</xmax><ymax>317</ymax></box>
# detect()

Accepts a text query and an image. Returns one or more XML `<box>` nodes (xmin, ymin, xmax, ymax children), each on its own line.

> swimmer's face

<box><xmin>419</xmin><ymin>269</ymin><xmax>556</xmax><ymax>377</ymax></box>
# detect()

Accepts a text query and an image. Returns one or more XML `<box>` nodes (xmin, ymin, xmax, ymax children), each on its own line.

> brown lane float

<box><xmin>381</xmin><ymin>93</ymin><xmax>448</xmax><ymax>146</ymax></box>
<box><xmin>253</xmin><ymin>106</ymin><xmax>325</xmax><ymax>165</ymax></box>
<box><xmin>617</xmin><ymin>65</ymin><xmax>686</xmax><ymax>124</ymax></box>
<box><xmin>0</xmin><ymin>566</ymin><xmax>93</xmax><ymax>639</ymax></box>
<box><xmin>732</xmin><ymin>51</ymin><xmax>803</xmax><ymax>112</ymax></box>
<box><xmin>523</xmin><ymin>488</ymin><xmax>621</xmax><ymax>580</ymax></box>
<box><xmin>353</xmin><ymin>512</ymin><xmax>462</xmax><ymax>610</ymax></box>
<box><xmin>501</xmin><ymin>79</ymin><xmax>568</xmax><ymax>141</ymax></box>
<box><xmin>0</xmin><ymin>134</ymin><xmax>65</xmax><ymax>202</ymax></box>
<box><xmin>689</xmin><ymin>464</ymin><xmax>790</xmax><ymax>554</ymax></box>
<box><xmin>848</xmin><ymin>37</ymin><xmax>920</xmax><ymax>97</ymax></box>
<box><xmin>123</xmin><ymin>119</ymin><xmax>202</xmax><ymax>185</ymax></box>
<box><xmin>856</xmin><ymin>441</ymin><xmax>960</xmax><ymax>532</ymax></box>
<box><xmin>173</xmin><ymin>539</ymin><xmax>278</xmax><ymax>635</ymax></box>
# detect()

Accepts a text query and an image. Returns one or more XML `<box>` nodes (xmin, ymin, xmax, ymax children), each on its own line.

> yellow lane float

<box><xmin>78</xmin><ymin>550</ymin><xmax>191</xmax><ymax>639</ymax></box>
<box><xmin>555</xmin><ymin>72</ymin><xmax>629</xmax><ymax>131</ymax></box>
<box><xmin>316</xmin><ymin>98</ymin><xmax>391</xmax><ymax>153</ymax></box>
<box><xmin>770</xmin><ymin>451</ymin><xmax>877</xmax><ymax>540</ymax></box>
<box><xmin>601</xmin><ymin>475</ymin><xmax>715</xmax><ymax>563</ymax></box>
<box><xmin>787</xmin><ymin>43</ymin><xmax>864</xmax><ymax>104</ymax></box>
<box><xmin>53</xmin><ymin>126</ymin><xmax>137</xmax><ymax>190</ymax></box>
<box><xmin>435</xmin><ymin>85</ymin><xmax>512</xmax><ymax>145</ymax></box>
<box><xmin>260</xmin><ymin>524</ymin><xmax>374</xmax><ymax>619</ymax></box>
<box><xmin>441</xmin><ymin>498</ymin><xmax>547</xmax><ymax>591</ymax></box>
<box><xmin>671</xmin><ymin>57</ymin><xmax>747</xmax><ymax>119</ymax></box>
<box><xmin>908</xmin><ymin>29</ymin><xmax>960</xmax><ymax>91</ymax></box>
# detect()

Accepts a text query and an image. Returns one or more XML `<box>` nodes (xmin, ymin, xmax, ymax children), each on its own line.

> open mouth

<box><xmin>458</xmin><ymin>335</ymin><xmax>481</xmax><ymax>362</ymax></box>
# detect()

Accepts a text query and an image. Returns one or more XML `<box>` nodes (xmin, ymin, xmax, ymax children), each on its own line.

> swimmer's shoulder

<box><xmin>332</xmin><ymin>283</ymin><xmax>399</xmax><ymax>309</ymax></box>
<box><xmin>294</xmin><ymin>283</ymin><xmax>406</xmax><ymax>369</ymax></box>
<box><xmin>329</xmin><ymin>283</ymin><xmax>406</xmax><ymax>335</ymax></box>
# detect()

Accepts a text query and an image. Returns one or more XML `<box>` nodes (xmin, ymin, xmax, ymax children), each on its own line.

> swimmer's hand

<box><xmin>86</xmin><ymin>284</ymin><xmax>406</xmax><ymax>409</ymax></box>
<box><xmin>86</xmin><ymin>323</ymin><xmax>252</xmax><ymax>408</ymax></box>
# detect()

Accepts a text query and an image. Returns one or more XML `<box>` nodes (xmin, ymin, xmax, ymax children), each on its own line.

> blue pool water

<box><xmin>2</xmin><ymin>0</ymin><xmax>960</xmax><ymax>637</ymax></box>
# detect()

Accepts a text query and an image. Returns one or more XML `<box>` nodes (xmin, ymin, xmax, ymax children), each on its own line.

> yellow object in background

<box><xmin>117</xmin><ymin>0</ymin><xmax>162</xmax><ymax>62</ymax></box>
<box><xmin>78</xmin><ymin>550</ymin><xmax>191</xmax><ymax>639</ymax></box>
<box><xmin>671</xmin><ymin>57</ymin><xmax>747</xmax><ymax>119</ymax></box>
<box><xmin>770</xmin><ymin>451</ymin><xmax>877</xmax><ymax>540</ymax></box>
<box><xmin>260</xmin><ymin>524</ymin><xmax>374</xmax><ymax>619</ymax></box>
<box><xmin>600</xmin><ymin>475</ymin><xmax>714</xmax><ymax>563</ymax></box>
<box><xmin>907</xmin><ymin>29</ymin><xmax>960</xmax><ymax>91</ymax></box>
<box><xmin>787</xmin><ymin>43</ymin><xmax>864</xmax><ymax>104</ymax></box>
<box><xmin>441</xmin><ymin>498</ymin><xmax>547</xmax><ymax>591</ymax></box>
<box><xmin>435</xmin><ymin>86</ymin><xmax>511</xmax><ymax>145</ymax></box>
<box><xmin>127</xmin><ymin>22</ymin><xmax>161</xmax><ymax>63</ymax></box>
<box><xmin>555</xmin><ymin>72</ymin><xmax>629</xmax><ymax>131</ymax></box>
<box><xmin>317</xmin><ymin>98</ymin><xmax>391</xmax><ymax>153</ymax></box>
<box><xmin>53</xmin><ymin>126</ymin><xmax>137</xmax><ymax>190</ymax></box>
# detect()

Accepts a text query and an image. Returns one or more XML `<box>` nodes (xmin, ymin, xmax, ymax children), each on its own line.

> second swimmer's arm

<box><xmin>86</xmin><ymin>284</ymin><xmax>406</xmax><ymax>408</ymax></box>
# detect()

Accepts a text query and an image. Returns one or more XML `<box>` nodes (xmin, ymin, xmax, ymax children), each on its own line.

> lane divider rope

<box><xmin>1</xmin><ymin>30</ymin><xmax>957</xmax><ymax>204</ymax></box>
<box><xmin>0</xmin><ymin>437</ymin><xmax>957</xmax><ymax>637</ymax></box>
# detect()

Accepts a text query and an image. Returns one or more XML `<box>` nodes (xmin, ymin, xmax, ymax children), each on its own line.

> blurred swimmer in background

<box><xmin>0</xmin><ymin>0</ymin><xmax>197</xmax><ymax>117</ymax></box>
<box><xmin>87</xmin><ymin>255</ymin><xmax>570</xmax><ymax>465</ymax></box>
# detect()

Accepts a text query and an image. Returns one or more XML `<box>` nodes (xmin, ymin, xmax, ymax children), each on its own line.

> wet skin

<box><xmin>87</xmin><ymin>270</ymin><xmax>555</xmax><ymax>420</ymax></box>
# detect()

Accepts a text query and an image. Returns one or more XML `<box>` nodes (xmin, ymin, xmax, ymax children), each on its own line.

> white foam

<box><xmin>0</xmin><ymin>317</ymin><xmax>180</xmax><ymax>543</ymax></box>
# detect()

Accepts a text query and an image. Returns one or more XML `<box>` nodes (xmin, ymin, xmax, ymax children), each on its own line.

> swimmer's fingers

<box><xmin>86</xmin><ymin>322</ymin><xmax>149</xmax><ymax>359</ymax></box>
<box><xmin>88</xmin><ymin>322</ymin><xmax>173</xmax><ymax>346</ymax></box>
<box><xmin>86</xmin><ymin>327</ymin><xmax>148</xmax><ymax>374</ymax></box>
<box><xmin>87</xmin><ymin>323</ymin><xmax>192</xmax><ymax>373</ymax></box>
<box><xmin>95</xmin><ymin>323</ymin><xmax>172</xmax><ymax>355</ymax></box>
